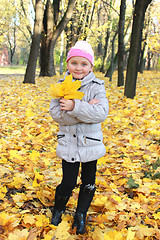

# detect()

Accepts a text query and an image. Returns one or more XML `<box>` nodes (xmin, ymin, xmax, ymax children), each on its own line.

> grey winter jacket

<box><xmin>49</xmin><ymin>71</ymin><xmax>109</xmax><ymax>163</ymax></box>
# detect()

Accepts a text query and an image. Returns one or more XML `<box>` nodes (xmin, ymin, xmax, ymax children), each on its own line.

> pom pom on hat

<box><xmin>66</xmin><ymin>41</ymin><xmax>94</xmax><ymax>66</ymax></box>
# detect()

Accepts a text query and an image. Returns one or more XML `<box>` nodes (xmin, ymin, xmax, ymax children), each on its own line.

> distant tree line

<box><xmin>0</xmin><ymin>0</ymin><xmax>159</xmax><ymax>98</ymax></box>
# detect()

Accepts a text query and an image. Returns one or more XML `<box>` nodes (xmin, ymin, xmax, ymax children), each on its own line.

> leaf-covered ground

<box><xmin>0</xmin><ymin>71</ymin><xmax>160</xmax><ymax>240</ymax></box>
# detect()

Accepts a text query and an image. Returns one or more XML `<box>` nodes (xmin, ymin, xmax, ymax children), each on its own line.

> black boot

<box><xmin>73</xmin><ymin>185</ymin><xmax>96</xmax><ymax>234</ymax></box>
<box><xmin>51</xmin><ymin>187</ymin><xmax>70</xmax><ymax>226</ymax></box>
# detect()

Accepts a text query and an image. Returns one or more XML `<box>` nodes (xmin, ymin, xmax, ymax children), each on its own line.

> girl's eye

<box><xmin>72</xmin><ymin>62</ymin><xmax>77</xmax><ymax>65</ymax></box>
<box><xmin>82</xmin><ymin>63</ymin><xmax>87</xmax><ymax>66</ymax></box>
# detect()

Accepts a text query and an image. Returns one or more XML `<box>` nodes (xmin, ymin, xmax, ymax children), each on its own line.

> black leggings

<box><xmin>58</xmin><ymin>160</ymin><xmax>97</xmax><ymax>196</ymax></box>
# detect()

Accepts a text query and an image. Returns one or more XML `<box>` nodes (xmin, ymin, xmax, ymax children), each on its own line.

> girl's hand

<box><xmin>88</xmin><ymin>98</ymin><xmax>99</xmax><ymax>105</ymax></box>
<box><xmin>59</xmin><ymin>98</ymin><xmax>75</xmax><ymax>111</ymax></box>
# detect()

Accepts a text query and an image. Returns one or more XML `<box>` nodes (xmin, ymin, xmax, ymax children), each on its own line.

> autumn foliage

<box><xmin>0</xmin><ymin>71</ymin><xmax>160</xmax><ymax>240</ymax></box>
<box><xmin>49</xmin><ymin>74</ymin><xmax>84</xmax><ymax>100</ymax></box>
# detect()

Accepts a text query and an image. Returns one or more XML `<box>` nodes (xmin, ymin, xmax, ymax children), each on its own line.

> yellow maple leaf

<box><xmin>0</xmin><ymin>212</ymin><xmax>13</xmax><ymax>225</ymax></box>
<box><xmin>43</xmin><ymin>231</ymin><xmax>55</xmax><ymax>240</ymax></box>
<box><xmin>26</xmin><ymin>108</ymin><xmax>34</xmax><ymax>118</ymax></box>
<box><xmin>29</xmin><ymin>150</ymin><xmax>40</xmax><ymax>161</ymax></box>
<box><xmin>11</xmin><ymin>193</ymin><xmax>28</xmax><ymax>207</ymax></box>
<box><xmin>153</xmin><ymin>212</ymin><xmax>160</xmax><ymax>220</ymax></box>
<box><xmin>35</xmin><ymin>214</ymin><xmax>50</xmax><ymax>227</ymax></box>
<box><xmin>32</xmin><ymin>179</ymin><xmax>40</xmax><ymax>188</ymax></box>
<box><xmin>49</xmin><ymin>74</ymin><xmax>84</xmax><ymax>100</ymax></box>
<box><xmin>22</xmin><ymin>214</ymin><xmax>36</xmax><ymax>226</ymax></box>
<box><xmin>111</xmin><ymin>195</ymin><xmax>122</xmax><ymax>203</ymax></box>
<box><xmin>127</xmin><ymin>228</ymin><xmax>136</xmax><ymax>240</ymax></box>
<box><xmin>54</xmin><ymin>220</ymin><xmax>70</xmax><ymax>239</ymax></box>
<box><xmin>10</xmin><ymin>150</ymin><xmax>22</xmax><ymax>160</ymax></box>
<box><xmin>136</xmin><ymin>225</ymin><xmax>155</xmax><ymax>239</ymax></box>
<box><xmin>8</xmin><ymin>229</ymin><xmax>29</xmax><ymax>240</ymax></box>
<box><xmin>92</xmin><ymin>227</ymin><xmax>104</xmax><ymax>240</ymax></box>
<box><xmin>32</xmin><ymin>171</ymin><xmax>43</xmax><ymax>188</ymax></box>
<box><xmin>12</xmin><ymin>176</ymin><xmax>25</xmax><ymax>189</ymax></box>
<box><xmin>34</xmin><ymin>171</ymin><xmax>44</xmax><ymax>181</ymax></box>
<box><xmin>37</xmin><ymin>184</ymin><xmax>54</xmax><ymax>206</ymax></box>
<box><xmin>93</xmin><ymin>196</ymin><xmax>108</xmax><ymax>207</ymax></box>
<box><xmin>0</xmin><ymin>212</ymin><xmax>20</xmax><ymax>231</ymax></box>
<box><xmin>104</xmin><ymin>229</ymin><xmax>124</xmax><ymax>240</ymax></box>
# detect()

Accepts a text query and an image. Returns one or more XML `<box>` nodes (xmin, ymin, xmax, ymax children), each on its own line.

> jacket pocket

<box><xmin>83</xmin><ymin>136</ymin><xmax>101</xmax><ymax>145</ymax></box>
<box><xmin>57</xmin><ymin>134</ymin><xmax>65</xmax><ymax>140</ymax></box>
<box><xmin>57</xmin><ymin>134</ymin><xmax>66</xmax><ymax>146</ymax></box>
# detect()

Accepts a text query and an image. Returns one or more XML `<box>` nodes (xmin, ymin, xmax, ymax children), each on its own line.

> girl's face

<box><xmin>67</xmin><ymin>56</ymin><xmax>93</xmax><ymax>79</ymax></box>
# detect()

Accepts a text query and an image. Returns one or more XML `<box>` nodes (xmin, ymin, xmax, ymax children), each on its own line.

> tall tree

<box><xmin>138</xmin><ymin>3</ymin><xmax>152</xmax><ymax>73</ymax></box>
<box><xmin>65</xmin><ymin>0</ymin><xmax>96</xmax><ymax>52</ymax></box>
<box><xmin>124</xmin><ymin>0</ymin><xmax>152</xmax><ymax>99</ymax></box>
<box><xmin>40</xmin><ymin>0</ymin><xmax>55</xmax><ymax>76</ymax></box>
<box><xmin>18</xmin><ymin>0</ymin><xmax>33</xmax><ymax>41</ymax></box>
<box><xmin>0</xmin><ymin>0</ymin><xmax>20</xmax><ymax>64</ymax></box>
<box><xmin>100</xmin><ymin>0</ymin><xmax>117</xmax><ymax>73</ymax></box>
<box><xmin>105</xmin><ymin>17</ymin><xmax>131</xmax><ymax>78</ymax></box>
<box><xmin>40</xmin><ymin>0</ymin><xmax>75</xmax><ymax>76</ymax></box>
<box><xmin>109</xmin><ymin>30</ymin><xmax>118</xmax><ymax>81</ymax></box>
<box><xmin>23</xmin><ymin>0</ymin><xmax>44</xmax><ymax>83</ymax></box>
<box><xmin>7</xmin><ymin>20</ymin><xmax>16</xmax><ymax>64</ymax></box>
<box><xmin>0</xmin><ymin>0</ymin><xmax>34</xmax><ymax>65</ymax></box>
<box><xmin>60</xmin><ymin>0</ymin><xmax>64</xmax><ymax>75</ymax></box>
<box><xmin>117</xmin><ymin>0</ymin><xmax>126</xmax><ymax>87</ymax></box>
<box><xmin>138</xmin><ymin>35</ymin><xmax>147</xmax><ymax>73</ymax></box>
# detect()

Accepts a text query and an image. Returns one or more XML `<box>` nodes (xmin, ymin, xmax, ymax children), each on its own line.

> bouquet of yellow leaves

<box><xmin>49</xmin><ymin>74</ymin><xmax>84</xmax><ymax>100</ymax></box>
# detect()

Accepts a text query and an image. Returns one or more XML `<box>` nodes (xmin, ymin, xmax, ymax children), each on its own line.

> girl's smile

<box><xmin>67</xmin><ymin>56</ymin><xmax>93</xmax><ymax>79</ymax></box>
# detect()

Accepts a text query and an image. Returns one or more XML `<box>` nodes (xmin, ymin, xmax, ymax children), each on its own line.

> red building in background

<box><xmin>0</xmin><ymin>47</ymin><xmax>9</xmax><ymax>66</ymax></box>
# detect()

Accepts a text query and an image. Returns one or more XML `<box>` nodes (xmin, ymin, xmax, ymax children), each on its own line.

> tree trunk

<box><xmin>105</xmin><ymin>52</ymin><xmax>118</xmax><ymax>78</ymax></box>
<box><xmin>118</xmin><ymin>0</ymin><xmax>126</xmax><ymax>87</ymax></box>
<box><xmin>147</xmin><ymin>50</ymin><xmax>153</xmax><ymax>70</ymax></box>
<box><xmin>100</xmin><ymin>0</ymin><xmax>113</xmax><ymax>73</ymax></box>
<box><xmin>100</xmin><ymin>30</ymin><xmax>110</xmax><ymax>73</ymax></box>
<box><xmin>40</xmin><ymin>33</ymin><xmax>56</xmax><ymax>76</ymax></box>
<box><xmin>65</xmin><ymin>1</ymin><xmax>96</xmax><ymax>54</ymax></box>
<box><xmin>40</xmin><ymin>0</ymin><xmax>54</xmax><ymax>76</ymax></box>
<box><xmin>105</xmin><ymin>18</ymin><xmax>132</xmax><ymax>78</ymax></box>
<box><xmin>138</xmin><ymin>4</ymin><xmax>152</xmax><ymax>73</ymax></box>
<box><xmin>23</xmin><ymin>0</ymin><xmax>43</xmax><ymax>83</ymax></box>
<box><xmin>109</xmin><ymin>31</ymin><xmax>118</xmax><ymax>81</ymax></box>
<box><xmin>40</xmin><ymin>0</ymin><xmax>75</xmax><ymax>76</ymax></box>
<box><xmin>7</xmin><ymin>24</ymin><xmax>16</xmax><ymax>65</ymax></box>
<box><xmin>124</xmin><ymin>0</ymin><xmax>152</xmax><ymax>98</ymax></box>
<box><xmin>97</xmin><ymin>2</ymin><xmax>102</xmax><ymax>56</ymax></box>
<box><xmin>60</xmin><ymin>0</ymin><xmax>64</xmax><ymax>75</ymax></box>
<box><xmin>60</xmin><ymin>31</ymin><xmax>64</xmax><ymax>75</ymax></box>
<box><xmin>139</xmin><ymin>41</ymin><xmax>147</xmax><ymax>73</ymax></box>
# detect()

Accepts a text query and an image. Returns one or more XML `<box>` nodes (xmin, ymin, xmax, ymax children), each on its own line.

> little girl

<box><xmin>49</xmin><ymin>41</ymin><xmax>109</xmax><ymax>234</ymax></box>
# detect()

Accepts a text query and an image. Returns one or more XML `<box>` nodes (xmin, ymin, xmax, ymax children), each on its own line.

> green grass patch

<box><xmin>0</xmin><ymin>66</ymin><xmax>27</xmax><ymax>74</ymax></box>
<box><xmin>0</xmin><ymin>66</ymin><xmax>40</xmax><ymax>75</ymax></box>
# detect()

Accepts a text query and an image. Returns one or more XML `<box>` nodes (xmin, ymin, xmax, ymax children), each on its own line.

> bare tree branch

<box><xmin>102</xmin><ymin>0</ymin><xmax>120</xmax><ymax>15</ymax></box>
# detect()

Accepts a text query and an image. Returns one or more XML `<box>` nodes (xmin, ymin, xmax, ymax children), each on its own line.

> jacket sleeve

<box><xmin>49</xmin><ymin>98</ymin><xmax>81</xmax><ymax>126</ymax></box>
<box><xmin>67</xmin><ymin>84</ymin><xmax>109</xmax><ymax>124</ymax></box>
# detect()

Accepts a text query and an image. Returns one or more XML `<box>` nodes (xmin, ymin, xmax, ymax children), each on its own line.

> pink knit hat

<box><xmin>66</xmin><ymin>41</ymin><xmax>94</xmax><ymax>66</ymax></box>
